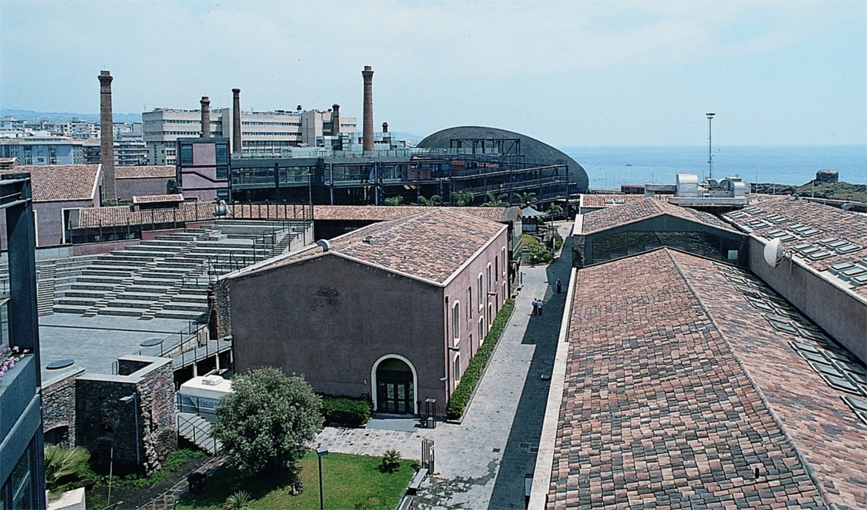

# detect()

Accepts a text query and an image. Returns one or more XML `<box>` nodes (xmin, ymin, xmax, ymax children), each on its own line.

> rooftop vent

<box><xmin>316</xmin><ymin>239</ymin><xmax>331</xmax><ymax>252</ymax></box>
<box><xmin>363</xmin><ymin>235</ymin><xmax>373</xmax><ymax>244</ymax></box>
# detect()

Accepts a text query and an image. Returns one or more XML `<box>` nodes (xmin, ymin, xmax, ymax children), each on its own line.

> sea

<box><xmin>561</xmin><ymin>145</ymin><xmax>867</xmax><ymax>189</ymax></box>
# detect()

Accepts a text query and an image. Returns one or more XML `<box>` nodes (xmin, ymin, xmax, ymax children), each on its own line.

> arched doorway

<box><xmin>372</xmin><ymin>355</ymin><xmax>417</xmax><ymax>415</ymax></box>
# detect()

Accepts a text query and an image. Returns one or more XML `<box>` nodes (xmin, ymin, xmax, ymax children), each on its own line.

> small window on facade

<box><xmin>454</xmin><ymin>353</ymin><xmax>461</xmax><ymax>382</ymax></box>
<box><xmin>452</xmin><ymin>301</ymin><xmax>460</xmax><ymax>341</ymax></box>
<box><xmin>179</xmin><ymin>144</ymin><xmax>193</xmax><ymax>165</ymax></box>
<box><xmin>487</xmin><ymin>264</ymin><xmax>492</xmax><ymax>293</ymax></box>
<box><xmin>502</xmin><ymin>247</ymin><xmax>507</xmax><ymax>276</ymax></box>
<box><xmin>467</xmin><ymin>288</ymin><xmax>473</xmax><ymax>319</ymax></box>
<box><xmin>495</xmin><ymin>257</ymin><xmax>499</xmax><ymax>282</ymax></box>
<box><xmin>479</xmin><ymin>318</ymin><xmax>485</xmax><ymax>345</ymax></box>
<box><xmin>478</xmin><ymin>274</ymin><xmax>484</xmax><ymax>310</ymax></box>
<box><xmin>215</xmin><ymin>143</ymin><xmax>229</xmax><ymax>164</ymax></box>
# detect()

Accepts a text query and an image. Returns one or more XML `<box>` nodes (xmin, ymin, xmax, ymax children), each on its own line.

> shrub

<box><xmin>446</xmin><ymin>299</ymin><xmax>515</xmax><ymax>419</ymax></box>
<box><xmin>320</xmin><ymin>395</ymin><xmax>372</xmax><ymax>427</ymax></box>
<box><xmin>44</xmin><ymin>445</ymin><xmax>90</xmax><ymax>493</ymax></box>
<box><xmin>224</xmin><ymin>490</ymin><xmax>253</xmax><ymax>510</ymax></box>
<box><xmin>380</xmin><ymin>449</ymin><xmax>401</xmax><ymax>473</ymax></box>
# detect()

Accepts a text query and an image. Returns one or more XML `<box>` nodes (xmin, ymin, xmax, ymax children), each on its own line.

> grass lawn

<box><xmin>177</xmin><ymin>451</ymin><xmax>416</xmax><ymax>510</ymax></box>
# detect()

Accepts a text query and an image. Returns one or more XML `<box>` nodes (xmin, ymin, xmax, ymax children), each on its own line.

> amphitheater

<box><xmin>2</xmin><ymin>219</ymin><xmax>310</xmax><ymax>380</ymax></box>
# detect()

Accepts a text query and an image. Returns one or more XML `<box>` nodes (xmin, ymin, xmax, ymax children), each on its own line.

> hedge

<box><xmin>320</xmin><ymin>394</ymin><xmax>372</xmax><ymax>427</ymax></box>
<box><xmin>446</xmin><ymin>299</ymin><xmax>515</xmax><ymax>420</ymax></box>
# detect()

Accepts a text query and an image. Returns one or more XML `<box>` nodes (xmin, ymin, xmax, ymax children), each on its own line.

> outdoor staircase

<box><xmin>177</xmin><ymin>412</ymin><xmax>222</xmax><ymax>455</ymax></box>
<box><xmin>36</xmin><ymin>264</ymin><xmax>56</xmax><ymax>316</ymax></box>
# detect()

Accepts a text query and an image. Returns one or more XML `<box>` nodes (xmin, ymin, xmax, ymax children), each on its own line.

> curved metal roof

<box><xmin>418</xmin><ymin>126</ymin><xmax>589</xmax><ymax>192</ymax></box>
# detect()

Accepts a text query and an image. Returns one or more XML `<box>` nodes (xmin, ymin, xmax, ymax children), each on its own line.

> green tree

<box><xmin>483</xmin><ymin>191</ymin><xmax>508</xmax><ymax>207</ymax></box>
<box><xmin>213</xmin><ymin>368</ymin><xmax>323</xmax><ymax>474</ymax></box>
<box><xmin>547</xmin><ymin>202</ymin><xmax>564</xmax><ymax>217</ymax></box>
<box><xmin>44</xmin><ymin>445</ymin><xmax>90</xmax><ymax>493</ymax></box>
<box><xmin>383</xmin><ymin>195</ymin><xmax>404</xmax><ymax>206</ymax></box>
<box><xmin>418</xmin><ymin>194</ymin><xmax>442</xmax><ymax>206</ymax></box>
<box><xmin>516</xmin><ymin>192</ymin><xmax>537</xmax><ymax>208</ymax></box>
<box><xmin>450</xmin><ymin>190</ymin><xmax>475</xmax><ymax>206</ymax></box>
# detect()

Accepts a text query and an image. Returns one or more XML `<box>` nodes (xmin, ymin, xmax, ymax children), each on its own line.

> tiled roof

<box><xmin>549</xmin><ymin>248</ymin><xmax>866</xmax><ymax>509</ymax></box>
<box><xmin>132</xmin><ymin>194</ymin><xmax>183</xmax><ymax>204</ymax></box>
<box><xmin>1</xmin><ymin>164</ymin><xmax>101</xmax><ymax>202</ymax></box>
<box><xmin>579</xmin><ymin>194</ymin><xmax>645</xmax><ymax>209</ymax></box>
<box><xmin>115</xmin><ymin>165</ymin><xmax>175</xmax><ymax>179</ymax></box>
<box><xmin>581</xmin><ymin>197</ymin><xmax>737</xmax><ymax>234</ymax></box>
<box><xmin>722</xmin><ymin>196</ymin><xmax>867</xmax><ymax>297</ymax></box>
<box><xmin>247</xmin><ymin>209</ymin><xmax>507</xmax><ymax>285</ymax></box>
<box><xmin>313</xmin><ymin>205</ymin><xmax>507</xmax><ymax>223</ymax></box>
<box><xmin>71</xmin><ymin>203</ymin><xmax>506</xmax><ymax>229</ymax></box>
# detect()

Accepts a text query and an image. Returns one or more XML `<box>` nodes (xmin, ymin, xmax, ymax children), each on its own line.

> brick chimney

<box><xmin>232</xmin><ymin>88</ymin><xmax>242</xmax><ymax>154</ymax></box>
<box><xmin>362</xmin><ymin>66</ymin><xmax>374</xmax><ymax>153</ymax></box>
<box><xmin>200</xmin><ymin>96</ymin><xmax>211</xmax><ymax>138</ymax></box>
<box><xmin>98</xmin><ymin>70</ymin><xmax>117</xmax><ymax>202</ymax></box>
<box><xmin>332</xmin><ymin>104</ymin><xmax>340</xmax><ymax>136</ymax></box>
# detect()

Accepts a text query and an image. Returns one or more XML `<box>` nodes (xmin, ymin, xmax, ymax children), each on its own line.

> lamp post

<box><xmin>706</xmin><ymin>112</ymin><xmax>715</xmax><ymax>181</ymax></box>
<box><xmin>316</xmin><ymin>445</ymin><xmax>328</xmax><ymax>510</ymax></box>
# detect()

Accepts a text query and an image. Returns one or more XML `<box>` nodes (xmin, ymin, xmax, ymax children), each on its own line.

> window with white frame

<box><xmin>452</xmin><ymin>301</ymin><xmax>460</xmax><ymax>342</ymax></box>
<box><xmin>454</xmin><ymin>353</ymin><xmax>461</xmax><ymax>382</ymax></box>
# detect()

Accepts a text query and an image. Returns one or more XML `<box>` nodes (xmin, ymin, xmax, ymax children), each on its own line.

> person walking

<box><xmin>532</xmin><ymin>299</ymin><xmax>538</xmax><ymax>316</ymax></box>
<box><xmin>538</xmin><ymin>298</ymin><xmax>544</xmax><ymax>316</ymax></box>
<box><xmin>556</xmin><ymin>279</ymin><xmax>562</xmax><ymax>294</ymax></box>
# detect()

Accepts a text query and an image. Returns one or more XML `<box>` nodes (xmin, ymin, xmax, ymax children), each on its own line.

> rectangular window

<box><xmin>487</xmin><ymin>265</ymin><xmax>492</xmax><ymax>293</ymax></box>
<box><xmin>454</xmin><ymin>353</ymin><xmax>461</xmax><ymax>382</ymax></box>
<box><xmin>467</xmin><ymin>288</ymin><xmax>473</xmax><ymax>319</ymax></box>
<box><xmin>216</xmin><ymin>165</ymin><xmax>228</xmax><ymax>180</ymax></box>
<box><xmin>502</xmin><ymin>247</ymin><xmax>507</xmax><ymax>276</ymax></box>
<box><xmin>452</xmin><ymin>302</ymin><xmax>460</xmax><ymax>341</ymax></box>
<box><xmin>495</xmin><ymin>257</ymin><xmax>499</xmax><ymax>282</ymax></box>
<box><xmin>477</xmin><ymin>275</ymin><xmax>483</xmax><ymax>310</ymax></box>
<box><xmin>215</xmin><ymin>143</ymin><xmax>229</xmax><ymax>164</ymax></box>
<box><xmin>179</xmin><ymin>144</ymin><xmax>193</xmax><ymax>165</ymax></box>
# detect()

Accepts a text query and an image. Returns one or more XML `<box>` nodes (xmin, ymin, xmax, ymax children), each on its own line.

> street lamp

<box><xmin>316</xmin><ymin>445</ymin><xmax>329</xmax><ymax>510</ymax></box>
<box><xmin>706</xmin><ymin>112</ymin><xmax>715</xmax><ymax>181</ymax></box>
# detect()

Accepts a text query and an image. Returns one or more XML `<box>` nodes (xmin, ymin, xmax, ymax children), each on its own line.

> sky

<box><xmin>1</xmin><ymin>0</ymin><xmax>865</xmax><ymax>147</ymax></box>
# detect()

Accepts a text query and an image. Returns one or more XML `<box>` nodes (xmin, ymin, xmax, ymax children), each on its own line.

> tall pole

<box><xmin>706</xmin><ymin>112</ymin><xmax>715</xmax><ymax>181</ymax></box>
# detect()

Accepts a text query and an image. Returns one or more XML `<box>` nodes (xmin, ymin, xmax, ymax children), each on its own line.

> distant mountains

<box><xmin>1</xmin><ymin>108</ymin><xmax>142</xmax><ymax>124</ymax></box>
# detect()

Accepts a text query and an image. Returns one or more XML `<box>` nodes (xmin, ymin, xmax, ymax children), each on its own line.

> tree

<box><xmin>547</xmin><ymin>202</ymin><xmax>564</xmax><ymax>217</ymax></box>
<box><xmin>44</xmin><ymin>445</ymin><xmax>90</xmax><ymax>494</ymax></box>
<box><xmin>483</xmin><ymin>191</ymin><xmax>508</xmax><ymax>207</ymax></box>
<box><xmin>213</xmin><ymin>368</ymin><xmax>323</xmax><ymax>474</ymax></box>
<box><xmin>516</xmin><ymin>192</ymin><xmax>537</xmax><ymax>208</ymax></box>
<box><xmin>450</xmin><ymin>190</ymin><xmax>475</xmax><ymax>206</ymax></box>
<box><xmin>418</xmin><ymin>194</ymin><xmax>442</xmax><ymax>206</ymax></box>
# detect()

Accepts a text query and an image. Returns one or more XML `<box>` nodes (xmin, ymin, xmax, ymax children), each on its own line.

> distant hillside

<box><xmin>0</xmin><ymin>108</ymin><xmax>141</xmax><ymax>124</ymax></box>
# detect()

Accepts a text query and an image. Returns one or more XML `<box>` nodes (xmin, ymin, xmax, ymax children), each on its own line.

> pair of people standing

<box><xmin>532</xmin><ymin>298</ymin><xmax>544</xmax><ymax>316</ymax></box>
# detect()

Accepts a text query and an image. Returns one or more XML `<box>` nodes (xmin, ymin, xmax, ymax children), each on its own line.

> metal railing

<box><xmin>177</xmin><ymin>413</ymin><xmax>220</xmax><ymax>455</ymax></box>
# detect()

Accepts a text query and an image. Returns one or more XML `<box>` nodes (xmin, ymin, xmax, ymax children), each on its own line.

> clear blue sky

<box><xmin>1</xmin><ymin>0</ymin><xmax>865</xmax><ymax>146</ymax></box>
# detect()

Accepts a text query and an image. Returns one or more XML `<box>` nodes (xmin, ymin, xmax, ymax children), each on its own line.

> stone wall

<box><xmin>75</xmin><ymin>356</ymin><xmax>176</xmax><ymax>475</ymax></box>
<box><xmin>42</xmin><ymin>370</ymin><xmax>84</xmax><ymax>446</ymax></box>
<box><xmin>215</xmin><ymin>278</ymin><xmax>232</xmax><ymax>338</ymax></box>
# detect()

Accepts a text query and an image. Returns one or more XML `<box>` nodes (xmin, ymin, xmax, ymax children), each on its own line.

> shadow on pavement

<box><xmin>487</xmin><ymin>236</ymin><xmax>573</xmax><ymax>509</ymax></box>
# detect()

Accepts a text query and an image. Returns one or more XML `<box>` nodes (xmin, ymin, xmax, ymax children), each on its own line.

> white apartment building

<box><xmin>142</xmin><ymin>107</ymin><xmax>357</xmax><ymax>165</ymax></box>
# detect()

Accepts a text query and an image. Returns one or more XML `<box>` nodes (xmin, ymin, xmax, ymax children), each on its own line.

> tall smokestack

<box><xmin>332</xmin><ymin>104</ymin><xmax>340</xmax><ymax>136</ymax></box>
<box><xmin>232</xmin><ymin>88</ymin><xmax>242</xmax><ymax>154</ymax></box>
<box><xmin>98</xmin><ymin>70</ymin><xmax>117</xmax><ymax>202</ymax></box>
<box><xmin>362</xmin><ymin>66</ymin><xmax>374</xmax><ymax>153</ymax></box>
<box><xmin>200</xmin><ymin>96</ymin><xmax>211</xmax><ymax>138</ymax></box>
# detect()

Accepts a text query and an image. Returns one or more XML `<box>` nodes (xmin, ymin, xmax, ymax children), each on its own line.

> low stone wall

<box><xmin>42</xmin><ymin>370</ymin><xmax>85</xmax><ymax>446</ymax></box>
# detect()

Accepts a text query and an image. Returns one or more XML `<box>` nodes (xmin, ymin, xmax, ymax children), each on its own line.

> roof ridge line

<box><xmin>664</xmin><ymin>249</ymin><xmax>833</xmax><ymax>509</ymax></box>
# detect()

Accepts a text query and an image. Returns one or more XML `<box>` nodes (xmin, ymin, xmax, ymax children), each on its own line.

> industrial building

<box><xmin>220</xmin><ymin>208</ymin><xmax>510</xmax><ymax>416</ymax></box>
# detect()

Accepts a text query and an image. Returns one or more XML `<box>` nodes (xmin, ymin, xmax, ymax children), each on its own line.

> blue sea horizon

<box><xmin>561</xmin><ymin>144</ymin><xmax>867</xmax><ymax>189</ymax></box>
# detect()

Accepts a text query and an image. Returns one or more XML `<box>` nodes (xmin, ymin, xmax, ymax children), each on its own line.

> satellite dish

<box><xmin>763</xmin><ymin>238</ymin><xmax>784</xmax><ymax>268</ymax></box>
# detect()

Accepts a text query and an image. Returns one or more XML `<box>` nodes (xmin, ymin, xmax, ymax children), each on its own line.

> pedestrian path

<box><xmin>315</xmin><ymin>222</ymin><xmax>575</xmax><ymax>509</ymax></box>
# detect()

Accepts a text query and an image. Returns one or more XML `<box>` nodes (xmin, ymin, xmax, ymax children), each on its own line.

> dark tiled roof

<box><xmin>2</xmin><ymin>164</ymin><xmax>101</xmax><ymax>202</ymax></box>
<box><xmin>722</xmin><ymin>196</ymin><xmax>867</xmax><ymax>297</ymax></box>
<box><xmin>248</xmin><ymin>209</ymin><xmax>507</xmax><ymax>285</ymax></box>
<box><xmin>116</xmin><ymin>165</ymin><xmax>175</xmax><ymax>179</ymax></box>
<box><xmin>549</xmin><ymin>248</ymin><xmax>866</xmax><ymax>509</ymax></box>
<box><xmin>581</xmin><ymin>197</ymin><xmax>737</xmax><ymax>234</ymax></box>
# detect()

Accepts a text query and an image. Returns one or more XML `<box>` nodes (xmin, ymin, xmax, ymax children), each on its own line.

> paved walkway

<box><xmin>315</xmin><ymin>222</ymin><xmax>574</xmax><ymax>509</ymax></box>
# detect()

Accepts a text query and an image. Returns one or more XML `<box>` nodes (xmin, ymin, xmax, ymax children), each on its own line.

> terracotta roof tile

<box><xmin>581</xmin><ymin>197</ymin><xmax>736</xmax><ymax>234</ymax></box>
<box><xmin>579</xmin><ymin>194</ymin><xmax>645</xmax><ymax>209</ymax></box>
<box><xmin>115</xmin><ymin>165</ymin><xmax>175</xmax><ymax>179</ymax></box>
<box><xmin>722</xmin><ymin>196</ymin><xmax>867</xmax><ymax>297</ymax></box>
<box><xmin>312</xmin><ymin>205</ymin><xmax>506</xmax><ymax>222</ymax></box>
<box><xmin>132</xmin><ymin>194</ymin><xmax>184</xmax><ymax>204</ymax></box>
<box><xmin>549</xmin><ymin>248</ymin><xmax>867</xmax><ymax>509</ymax></box>
<box><xmin>1</xmin><ymin>164</ymin><xmax>101</xmax><ymax>202</ymax></box>
<box><xmin>249</xmin><ymin>209</ymin><xmax>507</xmax><ymax>285</ymax></box>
